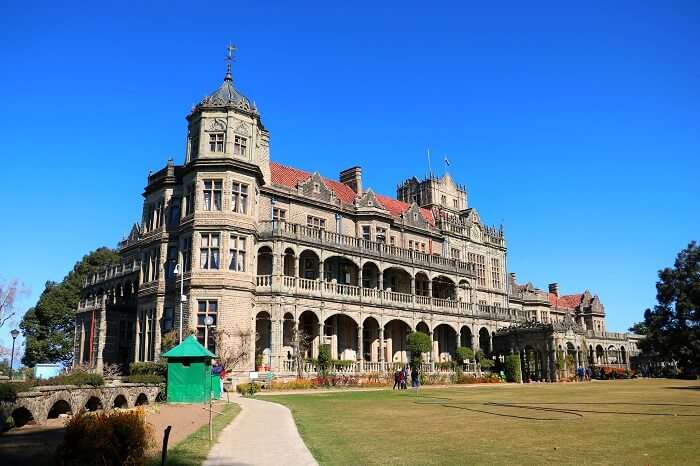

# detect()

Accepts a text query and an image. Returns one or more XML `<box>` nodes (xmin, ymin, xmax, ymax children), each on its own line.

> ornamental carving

<box><xmin>234</xmin><ymin>121</ymin><xmax>251</xmax><ymax>136</ymax></box>
<box><xmin>207</xmin><ymin>118</ymin><xmax>227</xmax><ymax>132</ymax></box>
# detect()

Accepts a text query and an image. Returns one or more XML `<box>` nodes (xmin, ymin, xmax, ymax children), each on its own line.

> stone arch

<box><xmin>415</xmin><ymin>272</ymin><xmax>430</xmax><ymax>297</ymax></box>
<box><xmin>324</xmin><ymin>313</ymin><xmax>360</xmax><ymax>360</ymax></box>
<box><xmin>299</xmin><ymin>310</ymin><xmax>321</xmax><ymax>359</ymax></box>
<box><xmin>433</xmin><ymin>323</ymin><xmax>458</xmax><ymax>361</ymax></box>
<box><xmin>299</xmin><ymin>249</ymin><xmax>320</xmax><ymax>279</ymax></box>
<box><xmin>416</xmin><ymin>321</ymin><xmax>430</xmax><ymax>334</ymax></box>
<box><xmin>85</xmin><ymin>396</ymin><xmax>103</xmax><ymax>412</ymax></box>
<box><xmin>282</xmin><ymin>312</ymin><xmax>295</xmax><ymax>349</ymax></box>
<box><xmin>255</xmin><ymin>311</ymin><xmax>272</xmax><ymax>361</ymax></box>
<box><xmin>362</xmin><ymin>316</ymin><xmax>381</xmax><ymax>362</ymax></box>
<box><xmin>256</xmin><ymin>246</ymin><xmax>273</xmax><ymax>275</ymax></box>
<box><xmin>361</xmin><ymin>261</ymin><xmax>380</xmax><ymax>288</ymax></box>
<box><xmin>458</xmin><ymin>279</ymin><xmax>472</xmax><ymax>302</ymax></box>
<box><xmin>384</xmin><ymin>319</ymin><xmax>412</xmax><ymax>363</ymax></box>
<box><xmin>323</xmin><ymin>310</ymin><xmax>361</xmax><ymax>327</ymax></box>
<box><xmin>113</xmin><ymin>394</ymin><xmax>129</xmax><ymax>409</ymax></box>
<box><xmin>382</xmin><ymin>267</ymin><xmax>411</xmax><ymax>293</ymax></box>
<box><xmin>478</xmin><ymin>327</ymin><xmax>491</xmax><ymax>354</ymax></box>
<box><xmin>322</xmin><ymin>255</ymin><xmax>360</xmax><ymax>285</ymax></box>
<box><xmin>595</xmin><ymin>344</ymin><xmax>605</xmax><ymax>363</ymax></box>
<box><xmin>432</xmin><ymin>275</ymin><xmax>456</xmax><ymax>299</ymax></box>
<box><xmin>283</xmin><ymin>247</ymin><xmax>296</xmax><ymax>276</ymax></box>
<box><xmin>11</xmin><ymin>407</ymin><xmax>34</xmax><ymax>427</ymax></box>
<box><xmin>460</xmin><ymin>326</ymin><xmax>473</xmax><ymax>348</ymax></box>
<box><xmin>47</xmin><ymin>399</ymin><xmax>73</xmax><ymax>419</ymax></box>
<box><xmin>135</xmin><ymin>393</ymin><xmax>149</xmax><ymax>406</ymax></box>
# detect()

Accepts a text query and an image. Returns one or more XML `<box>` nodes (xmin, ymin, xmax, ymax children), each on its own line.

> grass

<box><xmin>265</xmin><ymin>379</ymin><xmax>700</xmax><ymax>465</ymax></box>
<box><xmin>153</xmin><ymin>402</ymin><xmax>240</xmax><ymax>466</ymax></box>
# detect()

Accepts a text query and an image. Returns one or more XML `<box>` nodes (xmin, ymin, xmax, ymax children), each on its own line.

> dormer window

<box><xmin>209</xmin><ymin>133</ymin><xmax>225</xmax><ymax>152</ymax></box>
<box><xmin>413</xmin><ymin>212</ymin><xmax>418</xmax><ymax>221</ymax></box>
<box><xmin>313</xmin><ymin>182</ymin><xmax>320</xmax><ymax>194</ymax></box>
<box><xmin>234</xmin><ymin>135</ymin><xmax>247</xmax><ymax>156</ymax></box>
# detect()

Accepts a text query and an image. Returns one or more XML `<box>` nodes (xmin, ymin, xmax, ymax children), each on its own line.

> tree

<box><xmin>407</xmin><ymin>332</ymin><xmax>432</xmax><ymax>369</ymax></box>
<box><xmin>214</xmin><ymin>326</ymin><xmax>256</xmax><ymax>373</ymax></box>
<box><xmin>633</xmin><ymin>242</ymin><xmax>700</xmax><ymax>373</ymax></box>
<box><xmin>20</xmin><ymin>247</ymin><xmax>119</xmax><ymax>367</ymax></box>
<box><xmin>454</xmin><ymin>347</ymin><xmax>474</xmax><ymax>365</ymax></box>
<box><xmin>0</xmin><ymin>278</ymin><xmax>27</xmax><ymax>329</ymax></box>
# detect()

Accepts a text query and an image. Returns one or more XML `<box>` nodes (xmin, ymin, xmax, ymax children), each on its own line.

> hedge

<box><xmin>504</xmin><ymin>354</ymin><xmax>522</xmax><ymax>383</ymax></box>
<box><xmin>0</xmin><ymin>383</ymin><xmax>17</xmax><ymax>402</ymax></box>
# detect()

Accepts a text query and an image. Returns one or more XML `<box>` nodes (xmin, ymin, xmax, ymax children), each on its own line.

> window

<box><xmin>168</xmin><ymin>198</ymin><xmax>181</xmax><ymax>225</ymax></box>
<box><xmin>185</xmin><ymin>184</ymin><xmax>195</xmax><ymax>216</ymax></box>
<box><xmin>491</xmin><ymin>257</ymin><xmax>502</xmax><ymax>289</ymax></box>
<box><xmin>468</xmin><ymin>253</ymin><xmax>486</xmax><ymax>286</ymax></box>
<box><xmin>451</xmin><ymin>248</ymin><xmax>460</xmax><ymax>259</ymax></box>
<box><xmin>390</xmin><ymin>236</ymin><xmax>396</xmax><ymax>246</ymax></box>
<box><xmin>200</xmin><ymin>233</ymin><xmax>220</xmax><ymax>270</ymax></box>
<box><xmin>307</xmin><ymin>216</ymin><xmax>326</xmax><ymax>230</ymax></box>
<box><xmin>203</xmin><ymin>180</ymin><xmax>222</xmax><ymax>211</ymax></box>
<box><xmin>453</xmin><ymin>199</ymin><xmax>459</xmax><ymax>209</ymax></box>
<box><xmin>229</xmin><ymin>235</ymin><xmax>246</xmax><ymax>272</ymax></box>
<box><xmin>313</xmin><ymin>182</ymin><xmax>320</xmax><ymax>194</ymax></box>
<box><xmin>163</xmin><ymin>307</ymin><xmax>173</xmax><ymax>331</ymax></box>
<box><xmin>408</xmin><ymin>240</ymin><xmax>414</xmax><ymax>250</ymax></box>
<box><xmin>441</xmin><ymin>195</ymin><xmax>447</xmax><ymax>206</ymax></box>
<box><xmin>231</xmin><ymin>182</ymin><xmax>248</xmax><ymax>214</ymax></box>
<box><xmin>420</xmin><ymin>243</ymin><xmax>426</xmax><ymax>253</ymax></box>
<box><xmin>376</xmin><ymin>227</ymin><xmax>387</xmax><ymax>244</ymax></box>
<box><xmin>362</xmin><ymin>225</ymin><xmax>371</xmax><ymax>241</ymax></box>
<box><xmin>234</xmin><ymin>135</ymin><xmax>247</xmax><ymax>156</ymax></box>
<box><xmin>165</xmin><ymin>245</ymin><xmax>177</xmax><ymax>279</ymax></box>
<box><xmin>272</xmin><ymin>207</ymin><xmax>286</xmax><ymax>223</ymax></box>
<box><xmin>196</xmin><ymin>300</ymin><xmax>217</xmax><ymax>353</ymax></box>
<box><xmin>181</xmin><ymin>236</ymin><xmax>192</xmax><ymax>272</ymax></box>
<box><xmin>209</xmin><ymin>133</ymin><xmax>224</xmax><ymax>152</ymax></box>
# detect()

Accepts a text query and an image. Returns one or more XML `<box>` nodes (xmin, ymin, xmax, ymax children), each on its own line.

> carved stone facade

<box><xmin>73</xmin><ymin>53</ymin><xmax>638</xmax><ymax>380</ymax></box>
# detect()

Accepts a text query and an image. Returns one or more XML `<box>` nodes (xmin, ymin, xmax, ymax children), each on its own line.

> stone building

<box><xmin>73</xmin><ymin>50</ymin><xmax>638</xmax><ymax>381</ymax></box>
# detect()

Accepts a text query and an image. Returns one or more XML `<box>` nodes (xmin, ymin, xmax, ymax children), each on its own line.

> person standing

<box><xmin>393</xmin><ymin>370</ymin><xmax>400</xmax><ymax>390</ymax></box>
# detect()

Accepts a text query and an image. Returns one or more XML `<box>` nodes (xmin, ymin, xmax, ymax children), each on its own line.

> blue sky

<box><xmin>1</xmin><ymin>2</ymin><xmax>698</xmax><ymax>353</ymax></box>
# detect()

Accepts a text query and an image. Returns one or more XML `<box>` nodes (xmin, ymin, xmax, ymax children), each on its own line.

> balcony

<box><xmin>257</xmin><ymin>221</ymin><xmax>476</xmax><ymax>277</ymax></box>
<box><xmin>255</xmin><ymin>274</ymin><xmax>532</xmax><ymax>322</ymax></box>
<box><xmin>85</xmin><ymin>260</ymin><xmax>141</xmax><ymax>287</ymax></box>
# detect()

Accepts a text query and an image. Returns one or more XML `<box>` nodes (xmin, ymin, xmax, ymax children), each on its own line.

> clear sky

<box><xmin>1</xmin><ymin>1</ymin><xmax>698</xmax><ymax>353</ymax></box>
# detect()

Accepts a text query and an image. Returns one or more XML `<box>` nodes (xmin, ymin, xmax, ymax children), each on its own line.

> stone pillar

<box><xmin>432</xmin><ymin>333</ymin><xmax>439</xmax><ymax>363</ymax></box>
<box><xmin>379</xmin><ymin>271</ymin><xmax>384</xmax><ymax>290</ymax></box>
<box><xmin>428</xmin><ymin>279</ymin><xmax>433</xmax><ymax>298</ymax></box>
<box><xmin>79</xmin><ymin>319</ymin><xmax>86</xmax><ymax>366</ymax></box>
<box><xmin>134</xmin><ymin>311</ymin><xmax>141</xmax><ymax>363</ymax></box>
<box><xmin>410</xmin><ymin>276</ymin><xmax>415</xmax><ymax>296</ymax></box>
<box><xmin>319</xmin><ymin>261</ymin><xmax>325</xmax><ymax>281</ymax></box>
<box><xmin>488</xmin><ymin>333</ymin><xmax>493</xmax><ymax>355</ymax></box>
<box><xmin>470</xmin><ymin>333</ymin><xmax>478</xmax><ymax>352</ymax></box>
<box><xmin>520</xmin><ymin>349</ymin><xmax>526</xmax><ymax>383</ymax></box>
<box><xmin>294</xmin><ymin>255</ymin><xmax>300</xmax><ymax>277</ymax></box>
<box><xmin>331</xmin><ymin>315</ymin><xmax>338</xmax><ymax>359</ymax></box>
<box><xmin>96</xmin><ymin>294</ymin><xmax>108</xmax><ymax>373</ymax></box>
<box><xmin>271</xmin><ymin>318</ymin><xmax>282</xmax><ymax>372</ymax></box>
<box><xmin>378</xmin><ymin>322</ymin><xmax>385</xmax><ymax>371</ymax></box>
<box><xmin>357</xmin><ymin>326</ymin><xmax>364</xmax><ymax>372</ymax></box>
<box><xmin>358</xmin><ymin>267</ymin><xmax>363</xmax><ymax>288</ymax></box>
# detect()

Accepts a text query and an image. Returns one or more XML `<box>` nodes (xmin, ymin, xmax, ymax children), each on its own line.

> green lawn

<box><xmin>265</xmin><ymin>379</ymin><xmax>700</xmax><ymax>466</ymax></box>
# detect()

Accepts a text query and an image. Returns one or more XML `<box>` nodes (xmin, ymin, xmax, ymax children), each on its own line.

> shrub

<box><xmin>42</xmin><ymin>370</ymin><xmax>105</xmax><ymax>387</ymax></box>
<box><xmin>504</xmin><ymin>354</ymin><xmax>522</xmax><ymax>383</ymax></box>
<box><xmin>236</xmin><ymin>383</ymin><xmax>259</xmax><ymax>395</ymax></box>
<box><xmin>56</xmin><ymin>409</ymin><xmax>152</xmax><ymax>466</ymax></box>
<box><xmin>271</xmin><ymin>378</ymin><xmax>314</xmax><ymax>390</ymax></box>
<box><xmin>454</xmin><ymin>347</ymin><xmax>474</xmax><ymax>364</ymax></box>
<box><xmin>0</xmin><ymin>383</ymin><xmax>17</xmax><ymax>402</ymax></box>
<box><xmin>479</xmin><ymin>358</ymin><xmax>495</xmax><ymax>370</ymax></box>
<box><xmin>129</xmin><ymin>361</ymin><xmax>166</xmax><ymax>377</ymax></box>
<box><xmin>331</xmin><ymin>359</ymin><xmax>354</xmax><ymax>369</ymax></box>
<box><xmin>318</xmin><ymin>344</ymin><xmax>331</xmax><ymax>375</ymax></box>
<box><xmin>124</xmin><ymin>374</ymin><xmax>165</xmax><ymax>384</ymax></box>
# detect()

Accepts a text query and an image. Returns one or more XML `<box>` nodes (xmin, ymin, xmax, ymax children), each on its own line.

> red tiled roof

<box><xmin>548</xmin><ymin>293</ymin><xmax>582</xmax><ymax>310</ymax></box>
<box><xmin>269</xmin><ymin>161</ymin><xmax>435</xmax><ymax>225</ymax></box>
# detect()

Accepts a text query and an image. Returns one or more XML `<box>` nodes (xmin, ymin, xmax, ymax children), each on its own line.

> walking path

<box><xmin>203</xmin><ymin>395</ymin><xmax>318</xmax><ymax>466</ymax></box>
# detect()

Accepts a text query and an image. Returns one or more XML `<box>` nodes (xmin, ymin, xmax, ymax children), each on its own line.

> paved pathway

<box><xmin>204</xmin><ymin>395</ymin><xmax>318</xmax><ymax>466</ymax></box>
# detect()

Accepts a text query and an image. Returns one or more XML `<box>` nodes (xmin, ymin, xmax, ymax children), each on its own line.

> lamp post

<box><xmin>204</xmin><ymin>315</ymin><xmax>214</xmax><ymax>442</ymax></box>
<box><xmin>9</xmin><ymin>329</ymin><xmax>19</xmax><ymax>380</ymax></box>
<box><xmin>174</xmin><ymin>263</ymin><xmax>186</xmax><ymax>343</ymax></box>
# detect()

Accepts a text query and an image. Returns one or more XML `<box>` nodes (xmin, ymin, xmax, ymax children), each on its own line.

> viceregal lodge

<box><xmin>74</xmin><ymin>50</ymin><xmax>639</xmax><ymax>383</ymax></box>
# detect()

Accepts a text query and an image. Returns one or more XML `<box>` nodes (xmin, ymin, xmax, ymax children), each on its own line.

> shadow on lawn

<box><xmin>665</xmin><ymin>386</ymin><xmax>700</xmax><ymax>390</ymax></box>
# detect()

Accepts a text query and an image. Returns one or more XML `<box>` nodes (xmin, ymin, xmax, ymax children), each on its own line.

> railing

<box><xmin>85</xmin><ymin>260</ymin><xmax>141</xmax><ymax>286</ymax></box>
<box><xmin>258</xmin><ymin>221</ymin><xmax>477</xmax><ymax>276</ymax></box>
<box><xmin>276</xmin><ymin>360</ymin><xmax>479</xmax><ymax>375</ymax></box>
<box><xmin>586</xmin><ymin>330</ymin><xmax>631</xmax><ymax>341</ymax></box>
<box><xmin>255</xmin><ymin>274</ymin><xmax>533</xmax><ymax>321</ymax></box>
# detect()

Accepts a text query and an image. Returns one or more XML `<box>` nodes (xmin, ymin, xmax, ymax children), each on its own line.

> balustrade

<box><xmin>258</xmin><ymin>221</ymin><xmax>476</xmax><ymax>276</ymax></box>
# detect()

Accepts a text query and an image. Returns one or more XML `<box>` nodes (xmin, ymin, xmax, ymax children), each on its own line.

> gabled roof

<box><xmin>548</xmin><ymin>293</ymin><xmax>583</xmax><ymax>310</ymax></box>
<box><xmin>269</xmin><ymin>161</ymin><xmax>435</xmax><ymax>225</ymax></box>
<box><xmin>162</xmin><ymin>335</ymin><xmax>216</xmax><ymax>358</ymax></box>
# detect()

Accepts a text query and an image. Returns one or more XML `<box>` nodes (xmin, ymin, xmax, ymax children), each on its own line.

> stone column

<box><xmin>428</xmin><ymin>279</ymin><xmax>433</xmax><ymax>298</ymax></box>
<box><xmin>470</xmin><ymin>333</ymin><xmax>478</xmax><ymax>352</ymax></box>
<box><xmin>410</xmin><ymin>276</ymin><xmax>416</xmax><ymax>298</ymax></box>
<box><xmin>358</xmin><ymin>267</ymin><xmax>363</xmax><ymax>288</ymax></box>
<box><xmin>520</xmin><ymin>349</ymin><xmax>526</xmax><ymax>383</ymax></box>
<box><xmin>319</xmin><ymin>261</ymin><xmax>325</xmax><ymax>281</ymax></box>
<box><xmin>294</xmin><ymin>255</ymin><xmax>300</xmax><ymax>277</ymax></box>
<box><xmin>357</xmin><ymin>326</ymin><xmax>364</xmax><ymax>372</ymax></box>
<box><xmin>488</xmin><ymin>333</ymin><xmax>493</xmax><ymax>355</ymax></box>
<box><xmin>331</xmin><ymin>315</ymin><xmax>338</xmax><ymax>359</ymax></box>
<box><xmin>271</xmin><ymin>317</ymin><xmax>282</xmax><ymax>372</ymax></box>
<box><xmin>378</xmin><ymin>271</ymin><xmax>384</xmax><ymax>290</ymax></box>
<box><xmin>378</xmin><ymin>321</ymin><xmax>385</xmax><ymax>371</ymax></box>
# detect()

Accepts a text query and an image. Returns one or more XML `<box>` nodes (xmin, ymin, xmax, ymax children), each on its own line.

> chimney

<box><xmin>339</xmin><ymin>166</ymin><xmax>362</xmax><ymax>194</ymax></box>
<box><xmin>548</xmin><ymin>283</ymin><xmax>560</xmax><ymax>297</ymax></box>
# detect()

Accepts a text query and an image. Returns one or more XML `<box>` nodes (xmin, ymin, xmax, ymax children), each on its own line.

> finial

<box><xmin>225</xmin><ymin>42</ymin><xmax>237</xmax><ymax>82</ymax></box>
